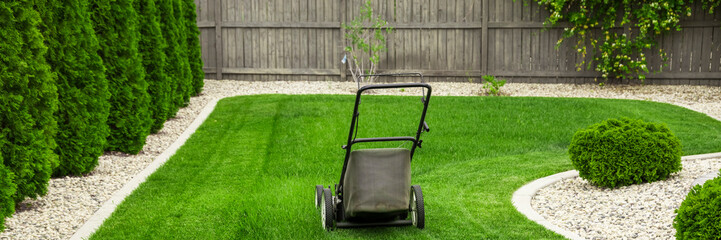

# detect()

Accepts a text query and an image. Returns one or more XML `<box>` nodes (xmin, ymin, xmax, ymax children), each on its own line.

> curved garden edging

<box><xmin>69</xmin><ymin>98</ymin><xmax>221</xmax><ymax>240</ymax></box>
<box><xmin>512</xmin><ymin>152</ymin><xmax>721</xmax><ymax>240</ymax></box>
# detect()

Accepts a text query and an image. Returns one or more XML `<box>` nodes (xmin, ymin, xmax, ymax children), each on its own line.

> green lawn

<box><xmin>91</xmin><ymin>94</ymin><xmax>721</xmax><ymax>239</ymax></box>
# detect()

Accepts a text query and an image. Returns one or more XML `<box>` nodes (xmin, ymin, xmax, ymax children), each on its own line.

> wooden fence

<box><xmin>194</xmin><ymin>0</ymin><xmax>721</xmax><ymax>85</ymax></box>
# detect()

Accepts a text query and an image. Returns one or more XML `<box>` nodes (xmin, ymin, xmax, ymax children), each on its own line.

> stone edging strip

<box><xmin>511</xmin><ymin>152</ymin><xmax>721</xmax><ymax>240</ymax></box>
<box><xmin>69</xmin><ymin>98</ymin><xmax>221</xmax><ymax>240</ymax></box>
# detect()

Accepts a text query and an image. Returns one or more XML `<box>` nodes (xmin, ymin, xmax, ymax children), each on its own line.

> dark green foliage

<box><xmin>157</xmin><ymin>0</ymin><xmax>191</xmax><ymax>118</ymax></box>
<box><xmin>173</xmin><ymin>0</ymin><xmax>192</xmax><ymax>105</ymax></box>
<box><xmin>0</xmin><ymin>136</ymin><xmax>17</xmax><ymax>231</ymax></box>
<box><xmin>183</xmin><ymin>0</ymin><xmax>204</xmax><ymax>96</ymax></box>
<box><xmin>0</xmin><ymin>0</ymin><xmax>58</xmax><ymax>203</ymax></box>
<box><xmin>134</xmin><ymin>0</ymin><xmax>171</xmax><ymax>133</ymax></box>
<box><xmin>569</xmin><ymin>118</ymin><xmax>682</xmax><ymax>188</ymax></box>
<box><xmin>90</xmin><ymin>0</ymin><xmax>152</xmax><ymax>154</ymax></box>
<box><xmin>37</xmin><ymin>0</ymin><xmax>110</xmax><ymax>176</ymax></box>
<box><xmin>674</xmin><ymin>171</ymin><xmax>721</xmax><ymax>240</ymax></box>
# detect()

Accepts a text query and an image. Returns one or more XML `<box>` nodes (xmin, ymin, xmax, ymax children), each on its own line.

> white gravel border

<box><xmin>513</xmin><ymin>152</ymin><xmax>721</xmax><ymax>240</ymax></box>
<box><xmin>69</xmin><ymin>99</ymin><xmax>221</xmax><ymax>240</ymax></box>
<box><xmin>0</xmin><ymin>80</ymin><xmax>718</xmax><ymax>240</ymax></box>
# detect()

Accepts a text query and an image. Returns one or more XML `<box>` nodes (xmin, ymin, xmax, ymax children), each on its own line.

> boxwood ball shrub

<box><xmin>568</xmin><ymin>118</ymin><xmax>682</xmax><ymax>188</ymax></box>
<box><xmin>674</xmin><ymin>171</ymin><xmax>721</xmax><ymax>240</ymax></box>
<box><xmin>37</xmin><ymin>0</ymin><xmax>110</xmax><ymax>176</ymax></box>
<box><xmin>0</xmin><ymin>0</ymin><xmax>59</xmax><ymax>203</ymax></box>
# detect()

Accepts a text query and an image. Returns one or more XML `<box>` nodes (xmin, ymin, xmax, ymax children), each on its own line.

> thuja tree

<box><xmin>157</xmin><ymin>0</ymin><xmax>191</xmax><ymax>117</ymax></box>
<box><xmin>0</xmin><ymin>135</ymin><xmax>17</xmax><ymax>231</ymax></box>
<box><xmin>37</xmin><ymin>0</ymin><xmax>110</xmax><ymax>176</ymax></box>
<box><xmin>0</xmin><ymin>0</ymin><xmax>59</xmax><ymax>203</ymax></box>
<box><xmin>174</xmin><ymin>0</ymin><xmax>193</xmax><ymax>105</ymax></box>
<box><xmin>0</xmin><ymin>161</ymin><xmax>14</xmax><ymax>230</ymax></box>
<box><xmin>183</xmin><ymin>0</ymin><xmax>204</xmax><ymax>96</ymax></box>
<box><xmin>135</xmin><ymin>0</ymin><xmax>171</xmax><ymax>133</ymax></box>
<box><xmin>537</xmin><ymin>0</ymin><xmax>707</xmax><ymax>82</ymax></box>
<box><xmin>90</xmin><ymin>0</ymin><xmax>152</xmax><ymax>154</ymax></box>
<box><xmin>343</xmin><ymin>0</ymin><xmax>393</xmax><ymax>85</ymax></box>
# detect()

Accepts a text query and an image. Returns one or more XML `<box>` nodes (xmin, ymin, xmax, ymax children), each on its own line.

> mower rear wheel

<box><xmin>314</xmin><ymin>185</ymin><xmax>324</xmax><ymax>209</ymax></box>
<box><xmin>410</xmin><ymin>185</ymin><xmax>425</xmax><ymax>229</ymax></box>
<box><xmin>321</xmin><ymin>188</ymin><xmax>334</xmax><ymax>231</ymax></box>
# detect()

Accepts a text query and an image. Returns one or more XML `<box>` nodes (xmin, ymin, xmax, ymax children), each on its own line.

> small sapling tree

<box><xmin>342</xmin><ymin>0</ymin><xmax>393</xmax><ymax>86</ymax></box>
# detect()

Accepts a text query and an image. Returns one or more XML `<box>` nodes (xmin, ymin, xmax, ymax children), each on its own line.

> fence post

<box><xmin>339</xmin><ymin>0</ymin><xmax>347</xmax><ymax>81</ymax></box>
<box><xmin>481</xmin><ymin>0</ymin><xmax>488</xmax><ymax>75</ymax></box>
<box><xmin>214</xmin><ymin>0</ymin><xmax>223</xmax><ymax>80</ymax></box>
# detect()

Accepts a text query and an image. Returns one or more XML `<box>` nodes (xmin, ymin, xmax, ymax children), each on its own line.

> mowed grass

<box><xmin>91</xmin><ymin>94</ymin><xmax>721</xmax><ymax>239</ymax></box>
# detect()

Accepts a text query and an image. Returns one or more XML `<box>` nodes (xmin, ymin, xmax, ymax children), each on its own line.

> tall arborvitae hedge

<box><xmin>37</xmin><ymin>0</ymin><xmax>110</xmax><ymax>176</ymax></box>
<box><xmin>135</xmin><ymin>0</ymin><xmax>171</xmax><ymax>133</ymax></box>
<box><xmin>173</xmin><ymin>0</ymin><xmax>193</xmax><ymax>107</ymax></box>
<box><xmin>0</xmin><ymin>0</ymin><xmax>58</xmax><ymax>203</ymax></box>
<box><xmin>90</xmin><ymin>0</ymin><xmax>152</xmax><ymax>154</ymax></box>
<box><xmin>0</xmin><ymin>137</ymin><xmax>17</xmax><ymax>231</ymax></box>
<box><xmin>157</xmin><ymin>0</ymin><xmax>190</xmax><ymax>117</ymax></box>
<box><xmin>182</xmin><ymin>0</ymin><xmax>204</xmax><ymax>96</ymax></box>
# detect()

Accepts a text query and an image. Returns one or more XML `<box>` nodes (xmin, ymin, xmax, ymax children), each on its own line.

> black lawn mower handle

<box><xmin>337</xmin><ymin>78</ymin><xmax>432</xmax><ymax>195</ymax></box>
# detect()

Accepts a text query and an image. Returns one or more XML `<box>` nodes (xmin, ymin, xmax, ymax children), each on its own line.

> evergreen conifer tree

<box><xmin>37</xmin><ymin>0</ymin><xmax>110</xmax><ymax>176</ymax></box>
<box><xmin>0</xmin><ymin>137</ymin><xmax>17</xmax><ymax>231</ymax></box>
<box><xmin>157</xmin><ymin>0</ymin><xmax>190</xmax><ymax>117</ymax></box>
<box><xmin>90</xmin><ymin>0</ymin><xmax>152</xmax><ymax>154</ymax></box>
<box><xmin>135</xmin><ymin>0</ymin><xmax>171</xmax><ymax>133</ymax></box>
<box><xmin>0</xmin><ymin>0</ymin><xmax>59</xmax><ymax>203</ymax></box>
<box><xmin>173</xmin><ymin>0</ymin><xmax>193</xmax><ymax>107</ymax></box>
<box><xmin>183</xmin><ymin>0</ymin><xmax>204</xmax><ymax>96</ymax></box>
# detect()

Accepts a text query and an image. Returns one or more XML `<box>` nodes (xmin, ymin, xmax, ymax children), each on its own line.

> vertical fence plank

<box><xmin>481</xmin><ymin>0</ymin><xmax>488</xmax><ymax>74</ymax></box>
<box><xmin>324</xmin><ymin>0</ymin><xmax>333</xmax><ymax>80</ymax></box>
<box><xmin>713</xmin><ymin>28</ymin><xmax>721</xmax><ymax>72</ymax></box>
<box><xmin>429</xmin><ymin>0</ymin><xmax>438</xmax><ymax>73</ymax></box>
<box><xmin>214</xmin><ymin>0</ymin><xmax>223</xmax><ymax>79</ymax></box>
<box><xmin>339</xmin><ymin>0</ymin><xmax>346</xmax><ymax>81</ymax></box>
<box><xmin>227</xmin><ymin>0</ymin><xmax>236</xmax><ymax>70</ymax></box>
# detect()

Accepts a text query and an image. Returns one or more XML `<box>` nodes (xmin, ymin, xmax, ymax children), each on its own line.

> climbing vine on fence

<box><xmin>536</xmin><ymin>0</ymin><xmax>717</xmax><ymax>83</ymax></box>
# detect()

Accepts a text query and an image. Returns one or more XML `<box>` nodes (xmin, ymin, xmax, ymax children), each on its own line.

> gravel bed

<box><xmin>1</xmin><ymin>80</ymin><xmax>718</xmax><ymax>239</ymax></box>
<box><xmin>533</xmin><ymin>159</ymin><xmax>721</xmax><ymax>239</ymax></box>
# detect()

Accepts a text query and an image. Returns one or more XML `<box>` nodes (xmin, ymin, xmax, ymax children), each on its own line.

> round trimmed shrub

<box><xmin>568</xmin><ymin>118</ymin><xmax>682</xmax><ymax>188</ymax></box>
<box><xmin>674</xmin><ymin>171</ymin><xmax>721</xmax><ymax>240</ymax></box>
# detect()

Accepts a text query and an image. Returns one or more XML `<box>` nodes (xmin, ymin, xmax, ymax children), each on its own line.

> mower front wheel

<box><xmin>314</xmin><ymin>185</ymin><xmax>324</xmax><ymax>209</ymax></box>
<box><xmin>410</xmin><ymin>185</ymin><xmax>425</xmax><ymax>229</ymax></box>
<box><xmin>321</xmin><ymin>188</ymin><xmax>335</xmax><ymax>231</ymax></box>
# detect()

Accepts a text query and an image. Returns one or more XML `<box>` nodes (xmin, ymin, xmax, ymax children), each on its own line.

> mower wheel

<box><xmin>321</xmin><ymin>188</ymin><xmax>334</xmax><ymax>231</ymax></box>
<box><xmin>315</xmin><ymin>185</ymin><xmax>324</xmax><ymax>209</ymax></box>
<box><xmin>410</xmin><ymin>185</ymin><xmax>425</xmax><ymax>229</ymax></box>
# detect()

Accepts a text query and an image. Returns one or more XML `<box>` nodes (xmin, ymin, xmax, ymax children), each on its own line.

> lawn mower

<box><xmin>315</xmin><ymin>73</ymin><xmax>432</xmax><ymax>231</ymax></box>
